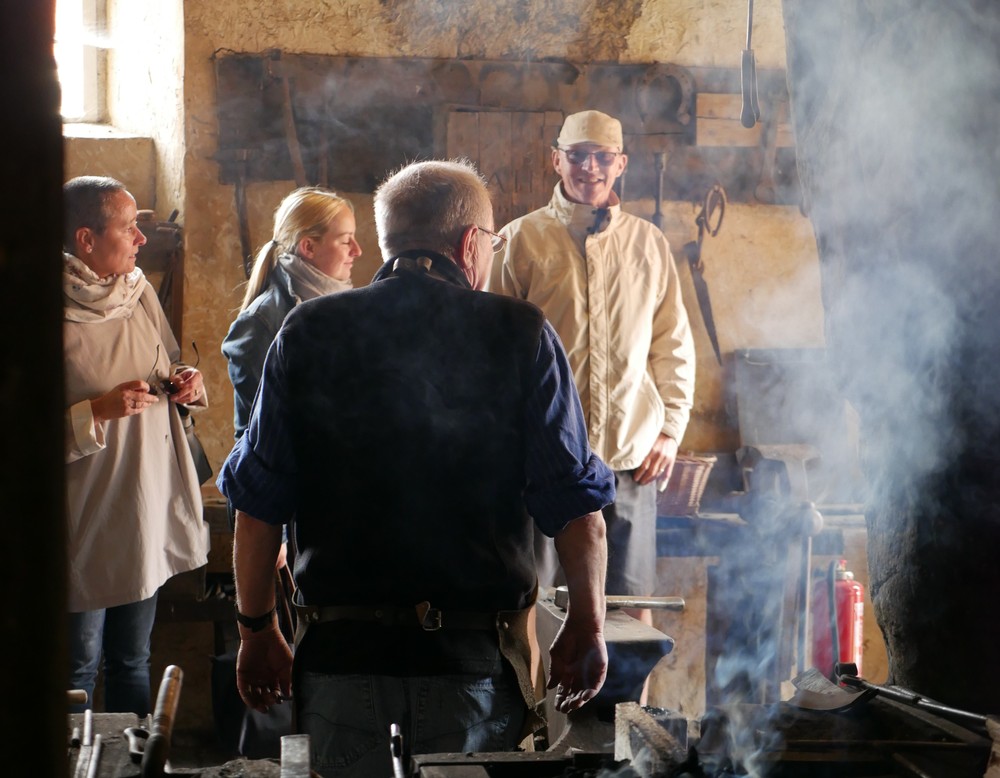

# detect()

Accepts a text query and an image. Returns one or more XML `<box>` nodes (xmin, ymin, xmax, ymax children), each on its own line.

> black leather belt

<box><xmin>294</xmin><ymin>600</ymin><xmax>498</xmax><ymax>632</ymax></box>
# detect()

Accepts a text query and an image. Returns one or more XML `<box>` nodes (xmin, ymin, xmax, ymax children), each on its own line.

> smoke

<box><xmin>783</xmin><ymin>1</ymin><xmax>1000</xmax><ymax>507</ymax></box>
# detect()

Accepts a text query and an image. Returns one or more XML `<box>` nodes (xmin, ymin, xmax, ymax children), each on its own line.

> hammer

<box><xmin>552</xmin><ymin>586</ymin><xmax>685</xmax><ymax>612</ymax></box>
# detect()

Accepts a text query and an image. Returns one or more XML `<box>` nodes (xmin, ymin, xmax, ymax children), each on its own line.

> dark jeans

<box><xmin>68</xmin><ymin>592</ymin><xmax>159</xmax><ymax>716</ymax></box>
<box><xmin>298</xmin><ymin>661</ymin><xmax>526</xmax><ymax>777</ymax></box>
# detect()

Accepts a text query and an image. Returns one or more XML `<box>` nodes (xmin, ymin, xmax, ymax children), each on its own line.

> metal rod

<box><xmin>85</xmin><ymin>734</ymin><xmax>103</xmax><ymax>778</ymax></box>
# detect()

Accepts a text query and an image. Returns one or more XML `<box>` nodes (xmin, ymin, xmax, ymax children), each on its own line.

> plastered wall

<box><xmin>177</xmin><ymin>0</ymin><xmax>817</xmax><ymax>469</ymax></box>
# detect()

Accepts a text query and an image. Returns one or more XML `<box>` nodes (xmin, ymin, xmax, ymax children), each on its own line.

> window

<box><xmin>54</xmin><ymin>0</ymin><xmax>104</xmax><ymax>122</ymax></box>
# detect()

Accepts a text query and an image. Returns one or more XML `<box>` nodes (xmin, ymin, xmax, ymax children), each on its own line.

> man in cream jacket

<box><xmin>490</xmin><ymin>110</ymin><xmax>695</xmax><ymax>625</ymax></box>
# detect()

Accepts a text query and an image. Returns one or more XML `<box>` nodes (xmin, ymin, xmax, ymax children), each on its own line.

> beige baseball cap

<box><xmin>557</xmin><ymin>110</ymin><xmax>623</xmax><ymax>150</ymax></box>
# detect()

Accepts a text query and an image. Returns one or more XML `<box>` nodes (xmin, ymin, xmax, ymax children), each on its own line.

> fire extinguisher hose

<box><xmin>826</xmin><ymin>559</ymin><xmax>840</xmax><ymax>681</ymax></box>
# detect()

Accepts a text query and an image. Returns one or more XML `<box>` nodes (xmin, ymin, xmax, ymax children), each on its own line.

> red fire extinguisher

<box><xmin>810</xmin><ymin>559</ymin><xmax>864</xmax><ymax>680</ymax></box>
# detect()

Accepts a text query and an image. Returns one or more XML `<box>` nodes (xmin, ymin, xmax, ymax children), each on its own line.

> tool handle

<box><xmin>553</xmin><ymin>586</ymin><xmax>685</xmax><ymax>612</ymax></box>
<box><xmin>67</xmin><ymin>689</ymin><xmax>88</xmax><ymax>705</ymax></box>
<box><xmin>141</xmin><ymin>665</ymin><xmax>183</xmax><ymax>778</ymax></box>
<box><xmin>608</xmin><ymin>595</ymin><xmax>686</xmax><ymax>611</ymax></box>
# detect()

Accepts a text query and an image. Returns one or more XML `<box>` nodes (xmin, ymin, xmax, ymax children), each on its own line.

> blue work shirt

<box><xmin>218</xmin><ymin>319</ymin><xmax>613</xmax><ymax>536</ymax></box>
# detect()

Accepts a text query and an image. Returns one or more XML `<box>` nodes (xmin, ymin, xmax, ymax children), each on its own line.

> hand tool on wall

<box><xmin>652</xmin><ymin>151</ymin><xmax>667</xmax><ymax>230</ymax></box>
<box><xmin>267</xmin><ymin>49</ymin><xmax>308</xmax><ymax>188</ymax></box>
<box><xmin>682</xmin><ymin>184</ymin><xmax>727</xmax><ymax>365</ymax></box>
<box><xmin>740</xmin><ymin>0</ymin><xmax>761</xmax><ymax>129</ymax></box>
<box><xmin>553</xmin><ymin>586</ymin><xmax>685</xmax><ymax>612</ymax></box>
<box><xmin>232</xmin><ymin>148</ymin><xmax>255</xmax><ymax>280</ymax></box>
<box><xmin>141</xmin><ymin>664</ymin><xmax>183</xmax><ymax>778</ymax></box>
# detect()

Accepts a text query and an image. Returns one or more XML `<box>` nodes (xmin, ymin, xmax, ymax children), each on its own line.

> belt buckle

<box><xmin>415</xmin><ymin>601</ymin><xmax>442</xmax><ymax>631</ymax></box>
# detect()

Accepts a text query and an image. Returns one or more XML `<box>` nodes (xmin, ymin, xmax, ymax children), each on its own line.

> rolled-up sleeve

<box><xmin>216</xmin><ymin>338</ymin><xmax>297</xmax><ymax>525</ymax></box>
<box><xmin>524</xmin><ymin>322</ymin><xmax>615</xmax><ymax>536</ymax></box>
<box><xmin>66</xmin><ymin>399</ymin><xmax>105</xmax><ymax>463</ymax></box>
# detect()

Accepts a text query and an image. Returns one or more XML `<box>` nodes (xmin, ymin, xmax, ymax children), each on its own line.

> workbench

<box><xmin>67</xmin><ymin>712</ymin><xmax>282</xmax><ymax>776</ymax></box>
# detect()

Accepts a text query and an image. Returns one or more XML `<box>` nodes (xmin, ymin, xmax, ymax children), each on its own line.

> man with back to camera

<box><xmin>217</xmin><ymin>159</ymin><xmax>614</xmax><ymax>777</ymax></box>
<box><xmin>489</xmin><ymin>110</ymin><xmax>696</xmax><ymax>627</ymax></box>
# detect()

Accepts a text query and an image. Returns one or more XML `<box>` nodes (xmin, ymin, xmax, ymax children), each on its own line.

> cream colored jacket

<box><xmin>491</xmin><ymin>184</ymin><xmax>695</xmax><ymax>471</ymax></box>
<box><xmin>64</xmin><ymin>280</ymin><xmax>209</xmax><ymax>612</ymax></box>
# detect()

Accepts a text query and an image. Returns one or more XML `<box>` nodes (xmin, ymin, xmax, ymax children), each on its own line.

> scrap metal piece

<box><xmin>85</xmin><ymin>734</ymin><xmax>102</xmax><ymax>778</ymax></box>
<box><xmin>280</xmin><ymin>733</ymin><xmax>312</xmax><ymax>778</ymax></box>
<box><xmin>785</xmin><ymin>667</ymin><xmax>875</xmax><ymax>712</ymax></box>
<box><xmin>72</xmin><ymin>710</ymin><xmax>94</xmax><ymax>778</ymax></box>
<box><xmin>389</xmin><ymin>724</ymin><xmax>406</xmax><ymax>778</ymax></box>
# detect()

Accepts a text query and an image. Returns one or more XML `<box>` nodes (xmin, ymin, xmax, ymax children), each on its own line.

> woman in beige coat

<box><xmin>63</xmin><ymin>176</ymin><xmax>209</xmax><ymax>715</ymax></box>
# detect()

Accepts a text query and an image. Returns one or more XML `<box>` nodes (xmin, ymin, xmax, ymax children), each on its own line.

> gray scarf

<box><xmin>278</xmin><ymin>253</ymin><xmax>353</xmax><ymax>302</ymax></box>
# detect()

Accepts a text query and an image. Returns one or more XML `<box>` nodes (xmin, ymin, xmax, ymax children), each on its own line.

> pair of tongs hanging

<box><xmin>740</xmin><ymin>0</ymin><xmax>761</xmax><ymax>128</ymax></box>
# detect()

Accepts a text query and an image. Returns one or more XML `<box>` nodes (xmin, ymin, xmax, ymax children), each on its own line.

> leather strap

<box><xmin>293</xmin><ymin>601</ymin><xmax>498</xmax><ymax>632</ymax></box>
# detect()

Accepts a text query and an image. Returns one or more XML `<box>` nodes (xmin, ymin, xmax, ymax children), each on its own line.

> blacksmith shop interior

<box><xmin>4</xmin><ymin>1</ymin><xmax>1000</xmax><ymax>776</ymax></box>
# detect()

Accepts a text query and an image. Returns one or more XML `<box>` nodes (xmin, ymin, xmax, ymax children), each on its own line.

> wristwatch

<box><xmin>236</xmin><ymin>606</ymin><xmax>276</xmax><ymax>632</ymax></box>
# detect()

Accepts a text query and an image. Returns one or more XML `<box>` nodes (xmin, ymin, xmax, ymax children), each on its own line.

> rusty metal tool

<box><xmin>124</xmin><ymin>726</ymin><xmax>149</xmax><ymax>764</ymax></box>
<box><xmin>838</xmin><ymin>668</ymin><xmax>989</xmax><ymax>731</ymax></box>
<box><xmin>141</xmin><ymin>664</ymin><xmax>183</xmax><ymax>778</ymax></box>
<box><xmin>681</xmin><ymin>184</ymin><xmax>726</xmax><ymax>365</ymax></box>
<box><xmin>552</xmin><ymin>586</ymin><xmax>684</xmax><ymax>612</ymax></box>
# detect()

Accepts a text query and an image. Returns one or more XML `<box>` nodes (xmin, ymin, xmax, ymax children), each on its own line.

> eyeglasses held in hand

<box><xmin>146</xmin><ymin>342</ymin><xmax>200</xmax><ymax>395</ymax></box>
<box><xmin>558</xmin><ymin>148</ymin><xmax>622</xmax><ymax>166</ymax></box>
<box><xmin>477</xmin><ymin>226</ymin><xmax>508</xmax><ymax>253</ymax></box>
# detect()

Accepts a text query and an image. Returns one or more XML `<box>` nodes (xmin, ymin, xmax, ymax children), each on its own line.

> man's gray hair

<box><xmin>374</xmin><ymin>159</ymin><xmax>492</xmax><ymax>260</ymax></box>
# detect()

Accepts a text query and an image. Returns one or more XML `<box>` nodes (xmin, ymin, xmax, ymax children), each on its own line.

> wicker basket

<box><xmin>656</xmin><ymin>453</ymin><xmax>717</xmax><ymax>517</ymax></box>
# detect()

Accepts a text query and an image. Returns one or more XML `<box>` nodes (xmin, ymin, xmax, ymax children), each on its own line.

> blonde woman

<box><xmin>223</xmin><ymin>187</ymin><xmax>361</xmax><ymax>440</ymax></box>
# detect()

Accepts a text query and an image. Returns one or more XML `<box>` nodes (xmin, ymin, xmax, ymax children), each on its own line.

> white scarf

<box><xmin>63</xmin><ymin>252</ymin><xmax>147</xmax><ymax>323</ymax></box>
<box><xmin>278</xmin><ymin>253</ymin><xmax>353</xmax><ymax>302</ymax></box>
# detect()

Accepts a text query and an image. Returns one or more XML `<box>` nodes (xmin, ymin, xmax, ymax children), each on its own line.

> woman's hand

<box><xmin>165</xmin><ymin>367</ymin><xmax>205</xmax><ymax>405</ymax></box>
<box><xmin>90</xmin><ymin>380</ymin><xmax>159</xmax><ymax>423</ymax></box>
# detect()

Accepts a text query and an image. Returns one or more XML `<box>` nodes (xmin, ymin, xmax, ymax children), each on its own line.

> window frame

<box><xmin>55</xmin><ymin>0</ymin><xmax>106</xmax><ymax>124</ymax></box>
